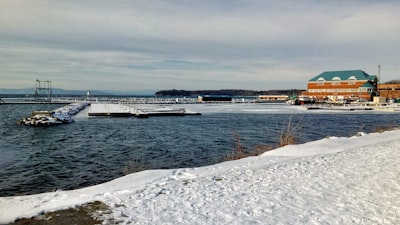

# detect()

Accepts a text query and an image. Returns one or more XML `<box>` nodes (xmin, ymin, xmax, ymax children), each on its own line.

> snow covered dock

<box><xmin>88</xmin><ymin>103</ymin><xmax>201</xmax><ymax>118</ymax></box>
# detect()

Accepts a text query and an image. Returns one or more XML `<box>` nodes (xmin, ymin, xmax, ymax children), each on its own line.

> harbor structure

<box><xmin>256</xmin><ymin>95</ymin><xmax>288</xmax><ymax>103</ymax></box>
<box><xmin>303</xmin><ymin>70</ymin><xmax>378</xmax><ymax>102</ymax></box>
<box><xmin>198</xmin><ymin>95</ymin><xmax>232</xmax><ymax>102</ymax></box>
<box><xmin>34</xmin><ymin>79</ymin><xmax>52</xmax><ymax>103</ymax></box>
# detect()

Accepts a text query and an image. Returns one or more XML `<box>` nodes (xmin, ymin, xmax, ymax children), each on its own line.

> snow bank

<box><xmin>1</xmin><ymin>130</ymin><xmax>399</xmax><ymax>224</ymax></box>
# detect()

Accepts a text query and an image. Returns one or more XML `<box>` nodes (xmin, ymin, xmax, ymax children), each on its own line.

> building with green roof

<box><xmin>304</xmin><ymin>70</ymin><xmax>378</xmax><ymax>101</ymax></box>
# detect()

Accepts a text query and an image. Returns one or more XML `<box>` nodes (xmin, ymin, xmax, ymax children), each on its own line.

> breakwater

<box><xmin>17</xmin><ymin>102</ymin><xmax>89</xmax><ymax>126</ymax></box>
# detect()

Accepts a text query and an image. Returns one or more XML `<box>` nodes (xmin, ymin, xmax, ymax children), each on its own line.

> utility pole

<box><xmin>378</xmin><ymin>64</ymin><xmax>381</xmax><ymax>82</ymax></box>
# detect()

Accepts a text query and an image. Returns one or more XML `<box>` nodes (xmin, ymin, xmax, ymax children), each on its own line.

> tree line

<box><xmin>155</xmin><ymin>89</ymin><xmax>304</xmax><ymax>96</ymax></box>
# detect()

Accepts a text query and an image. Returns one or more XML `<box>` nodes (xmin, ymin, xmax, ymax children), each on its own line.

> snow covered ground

<box><xmin>1</xmin><ymin>129</ymin><xmax>400</xmax><ymax>224</ymax></box>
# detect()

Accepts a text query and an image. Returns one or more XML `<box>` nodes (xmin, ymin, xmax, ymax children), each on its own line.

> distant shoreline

<box><xmin>155</xmin><ymin>89</ymin><xmax>304</xmax><ymax>97</ymax></box>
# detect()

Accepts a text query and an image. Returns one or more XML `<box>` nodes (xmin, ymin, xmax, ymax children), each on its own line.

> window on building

<box><xmin>347</xmin><ymin>76</ymin><xmax>357</xmax><ymax>85</ymax></box>
<box><xmin>348</xmin><ymin>81</ymin><xmax>356</xmax><ymax>85</ymax></box>
<box><xmin>316</xmin><ymin>77</ymin><xmax>325</xmax><ymax>86</ymax></box>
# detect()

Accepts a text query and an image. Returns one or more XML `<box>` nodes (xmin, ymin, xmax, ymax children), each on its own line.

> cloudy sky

<box><xmin>1</xmin><ymin>0</ymin><xmax>399</xmax><ymax>92</ymax></box>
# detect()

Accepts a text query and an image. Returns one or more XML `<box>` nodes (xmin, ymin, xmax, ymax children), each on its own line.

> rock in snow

<box><xmin>0</xmin><ymin>130</ymin><xmax>399</xmax><ymax>224</ymax></box>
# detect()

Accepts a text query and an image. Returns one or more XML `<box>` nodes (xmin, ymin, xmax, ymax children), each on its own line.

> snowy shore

<box><xmin>1</xmin><ymin>129</ymin><xmax>400</xmax><ymax>224</ymax></box>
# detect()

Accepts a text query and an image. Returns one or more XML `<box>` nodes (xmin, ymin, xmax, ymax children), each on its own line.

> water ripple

<box><xmin>1</xmin><ymin>104</ymin><xmax>400</xmax><ymax>196</ymax></box>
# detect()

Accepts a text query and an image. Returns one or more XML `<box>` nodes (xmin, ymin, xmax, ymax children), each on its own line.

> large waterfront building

<box><xmin>303</xmin><ymin>70</ymin><xmax>378</xmax><ymax>102</ymax></box>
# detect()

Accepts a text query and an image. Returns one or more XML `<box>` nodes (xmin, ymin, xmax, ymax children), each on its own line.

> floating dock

<box><xmin>303</xmin><ymin>103</ymin><xmax>400</xmax><ymax>111</ymax></box>
<box><xmin>88</xmin><ymin>103</ymin><xmax>201</xmax><ymax>118</ymax></box>
<box><xmin>87</xmin><ymin>103</ymin><xmax>131</xmax><ymax>117</ymax></box>
<box><xmin>304</xmin><ymin>105</ymin><xmax>372</xmax><ymax>111</ymax></box>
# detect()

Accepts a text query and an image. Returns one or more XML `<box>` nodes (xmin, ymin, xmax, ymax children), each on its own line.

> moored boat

<box><xmin>288</xmin><ymin>95</ymin><xmax>316</xmax><ymax>105</ymax></box>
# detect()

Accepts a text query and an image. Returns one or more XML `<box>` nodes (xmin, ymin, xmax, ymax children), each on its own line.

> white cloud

<box><xmin>0</xmin><ymin>0</ymin><xmax>399</xmax><ymax>91</ymax></box>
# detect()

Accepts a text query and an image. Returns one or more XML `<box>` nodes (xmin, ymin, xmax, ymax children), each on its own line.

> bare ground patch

<box><xmin>8</xmin><ymin>201</ymin><xmax>112</xmax><ymax>225</ymax></box>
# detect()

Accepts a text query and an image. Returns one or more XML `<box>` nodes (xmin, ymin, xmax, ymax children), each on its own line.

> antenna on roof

<box><xmin>378</xmin><ymin>64</ymin><xmax>381</xmax><ymax>82</ymax></box>
<box><xmin>377</xmin><ymin>64</ymin><xmax>381</xmax><ymax>96</ymax></box>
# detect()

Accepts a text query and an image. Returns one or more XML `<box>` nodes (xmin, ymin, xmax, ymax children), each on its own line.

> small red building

<box><xmin>378</xmin><ymin>83</ymin><xmax>400</xmax><ymax>99</ymax></box>
<box><xmin>303</xmin><ymin>70</ymin><xmax>378</xmax><ymax>102</ymax></box>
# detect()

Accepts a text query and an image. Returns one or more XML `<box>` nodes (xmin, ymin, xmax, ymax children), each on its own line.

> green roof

<box><xmin>360</xmin><ymin>82</ymin><xmax>376</xmax><ymax>88</ymax></box>
<box><xmin>369</xmin><ymin>75</ymin><xmax>378</xmax><ymax>81</ymax></box>
<box><xmin>309</xmin><ymin>70</ymin><xmax>377</xmax><ymax>82</ymax></box>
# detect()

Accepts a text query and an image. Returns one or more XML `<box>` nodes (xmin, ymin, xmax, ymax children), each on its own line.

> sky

<box><xmin>1</xmin><ymin>0</ymin><xmax>399</xmax><ymax>91</ymax></box>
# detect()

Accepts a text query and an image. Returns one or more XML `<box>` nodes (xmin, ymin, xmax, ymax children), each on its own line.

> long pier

<box><xmin>0</xmin><ymin>97</ymin><xmax>74</xmax><ymax>104</ymax></box>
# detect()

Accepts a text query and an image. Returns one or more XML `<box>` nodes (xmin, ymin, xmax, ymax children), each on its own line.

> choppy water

<box><xmin>1</xmin><ymin>103</ymin><xmax>400</xmax><ymax>196</ymax></box>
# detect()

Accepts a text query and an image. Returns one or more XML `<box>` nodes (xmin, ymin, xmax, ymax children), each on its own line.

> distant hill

<box><xmin>0</xmin><ymin>88</ymin><xmax>156</xmax><ymax>96</ymax></box>
<box><xmin>1</xmin><ymin>88</ymin><xmax>304</xmax><ymax>97</ymax></box>
<box><xmin>155</xmin><ymin>89</ymin><xmax>304</xmax><ymax>97</ymax></box>
<box><xmin>0</xmin><ymin>88</ymin><xmax>111</xmax><ymax>96</ymax></box>
<box><xmin>384</xmin><ymin>80</ymin><xmax>400</xmax><ymax>84</ymax></box>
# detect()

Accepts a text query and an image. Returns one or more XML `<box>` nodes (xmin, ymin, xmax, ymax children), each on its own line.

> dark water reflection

<box><xmin>1</xmin><ymin>104</ymin><xmax>400</xmax><ymax>196</ymax></box>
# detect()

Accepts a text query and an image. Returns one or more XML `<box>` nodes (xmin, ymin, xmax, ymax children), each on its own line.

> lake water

<box><xmin>1</xmin><ymin>102</ymin><xmax>400</xmax><ymax>196</ymax></box>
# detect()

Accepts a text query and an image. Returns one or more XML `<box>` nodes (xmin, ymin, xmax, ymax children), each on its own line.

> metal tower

<box><xmin>34</xmin><ymin>79</ymin><xmax>52</xmax><ymax>103</ymax></box>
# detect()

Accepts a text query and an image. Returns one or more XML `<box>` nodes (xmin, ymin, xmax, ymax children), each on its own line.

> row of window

<box><xmin>308</xmin><ymin>88</ymin><xmax>372</xmax><ymax>93</ymax></box>
<box><xmin>316</xmin><ymin>81</ymin><xmax>357</xmax><ymax>86</ymax></box>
